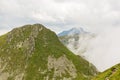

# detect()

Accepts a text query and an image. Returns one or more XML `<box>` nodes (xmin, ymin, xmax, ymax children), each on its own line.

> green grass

<box><xmin>0</xmin><ymin>24</ymin><xmax>98</xmax><ymax>80</ymax></box>
<box><xmin>92</xmin><ymin>64</ymin><xmax>120</xmax><ymax>80</ymax></box>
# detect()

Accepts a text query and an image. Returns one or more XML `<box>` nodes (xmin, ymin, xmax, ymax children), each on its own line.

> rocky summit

<box><xmin>0</xmin><ymin>24</ymin><xmax>97</xmax><ymax>80</ymax></box>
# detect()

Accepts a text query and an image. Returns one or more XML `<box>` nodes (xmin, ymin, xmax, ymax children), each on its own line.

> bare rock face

<box><xmin>7</xmin><ymin>24</ymin><xmax>43</xmax><ymax>55</ymax></box>
<box><xmin>0</xmin><ymin>24</ymin><xmax>44</xmax><ymax>80</ymax></box>
<box><xmin>48</xmin><ymin>55</ymin><xmax>77</xmax><ymax>80</ymax></box>
<box><xmin>0</xmin><ymin>24</ymin><xmax>98</xmax><ymax>80</ymax></box>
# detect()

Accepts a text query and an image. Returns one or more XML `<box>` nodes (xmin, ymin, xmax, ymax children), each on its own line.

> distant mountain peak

<box><xmin>69</xmin><ymin>27</ymin><xmax>85</xmax><ymax>34</ymax></box>
<box><xmin>58</xmin><ymin>27</ymin><xmax>87</xmax><ymax>36</ymax></box>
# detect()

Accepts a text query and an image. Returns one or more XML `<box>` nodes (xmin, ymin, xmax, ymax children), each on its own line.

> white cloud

<box><xmin>0</xmin><ymin>0</ymin><xmax>120</xmax><ymax>34</ymax></box>
<box><xmin>83</xmin><ymin>27</ymin><xmax>120</xmax><ymax>71</ymax></box>
<box><xmin>0</xmin><ymin>0</ymin><xmax>120</xmax><ymax>71</ymax></box>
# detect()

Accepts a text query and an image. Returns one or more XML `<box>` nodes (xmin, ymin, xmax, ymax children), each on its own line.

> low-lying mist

<box><xmin>83</xmin><ymin>27</ymin><xmax>120</xmax><ymax>72</ymax></box>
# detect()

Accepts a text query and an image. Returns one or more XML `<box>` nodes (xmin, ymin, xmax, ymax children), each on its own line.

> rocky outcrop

<box><xmin>0</xmin><ymin>24</ymin><xmax>98</xmax><ymax>80</ymax></box>
<box><xmin>48</xmin><ymin>55</ymin><xmax>77</xmax><ymax>80</ymax></box>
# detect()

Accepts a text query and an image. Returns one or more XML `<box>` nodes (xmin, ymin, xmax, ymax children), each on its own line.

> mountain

<box><xmin>58</xmin><ymin>27</ymin><xmax>87</xmax><ymax>36</ymax></box>
<box><xmin>0</xmin><ymin>24</ymin><xmax>98</xmax><ymax>80</ymax></box>
<box><xmin>58</xmin><ymin>27</ymin><xmax>95</xmax><ymax>55</ymax></box>
<box><xmin>92</xmin><ymin>63</ymin><xmax>120</xmax><ymax>80</ymax></box>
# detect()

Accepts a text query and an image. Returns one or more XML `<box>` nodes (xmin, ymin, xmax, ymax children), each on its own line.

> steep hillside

<box><xmin>92</xmin><ymin>63</ymin><xmax>120</xmax><ymax>80</ymax></box>
<box><xmin>0</xmin><ymin>24</ymin><xmax>97</xmax><ymax>80</ymax></box>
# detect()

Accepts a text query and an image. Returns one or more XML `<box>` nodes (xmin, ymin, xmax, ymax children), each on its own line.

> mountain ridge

<box><xmin>58</xmin><ymin>27</ymin><xmax>87</xmax><ymax>36</ymax></box>
<box><xmin>58</xmin><ymin>27</ymin><xmax>94</xmax><ymax>55</ymax></box>
<box><xmin>0</xmin><ymin>24</ymin><xmax>98</xmax><ymax>80</ymax></box>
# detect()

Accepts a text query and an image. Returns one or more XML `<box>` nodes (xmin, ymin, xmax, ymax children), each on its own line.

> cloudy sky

<box><xmin>0</xmin><ymin>0</ymin><xmax>120</xmax><ymax>35</ymax></box>
<box><xmin>1</xmin><ymin>0</ymin><xmax>120</xmax><ymax>71</ymax></box>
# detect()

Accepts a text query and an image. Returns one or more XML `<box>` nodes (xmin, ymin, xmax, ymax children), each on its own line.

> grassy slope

<box><xmin>0</xmin><ymin>24</ymin><xmax>97</xmax><ymax>80</ymax></box>
<box><xmin>92</xmin><ymin>63</ymin><xmax>120</xmax><ymax>80</ymax></box>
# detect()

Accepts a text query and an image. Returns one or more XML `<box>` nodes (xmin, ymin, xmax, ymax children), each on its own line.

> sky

<box><xmin>0</xmin><ymin>0</ymin><xmax>120</xmax><ymax>72</ymax></box>
<box><xmin>0</xmin><ymin>0</ymin><xmax>120</xmax><ymax>35</ymax></box>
